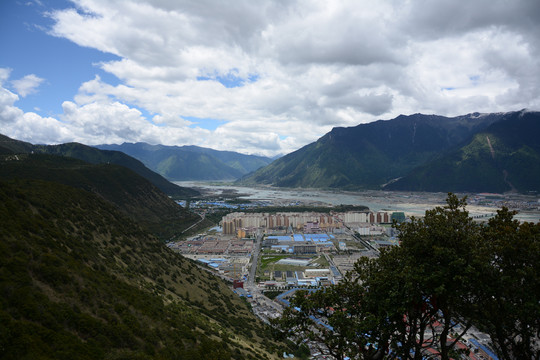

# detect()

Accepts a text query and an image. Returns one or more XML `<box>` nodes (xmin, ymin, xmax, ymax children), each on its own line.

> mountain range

<box><xmin>96</xmin><ymin>143</ymin><xmax>274</xmax><ymax>181</ymax></box>
<box><xmin>3</xmin><ymin>109</ymin><xmax>538</xmax><ymax>195</ymax></box>
<box><xmin>241</xmin><ymin>110</ymin><xmax>540</xmax><ymax>194</ymax></box>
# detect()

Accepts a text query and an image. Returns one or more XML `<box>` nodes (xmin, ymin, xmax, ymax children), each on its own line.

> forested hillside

<box><xmin>0</xmin><ymin>153</ymin><xmax>200</xmax><ymax>241</ymax></box>
<box><xmin>0</xmin><ymin>178</ymin><xmax>286</xmax><ymax>359</ymax></box>
<box><xmin>0</xmin><ymin>134</ymin><xmax>199</xmax><ymax>198</ymax></box>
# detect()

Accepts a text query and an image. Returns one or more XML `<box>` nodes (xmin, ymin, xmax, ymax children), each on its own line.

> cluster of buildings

<box><xmin>221</xmin><ymin>210</ymin><xmax>397</xmax><ymax>237</ymax></box>
<box><xmin>336</xmin><ymin>211</ymin><xmax>391</xmax><ymax>224</ymax></box>
<box><xmin>221</xmin><ymin>211</ymin><xmax>339</xmax><ymax>235</ymax></box>
<box><xmin>168</xmin><ymin>236</ymin><xmax>253</xmax><ymax>255</ymax></box>
<box><xmin>263</xmin><ymin>233</ymin><xmax>335</xmax><ymax>254</ymax></box>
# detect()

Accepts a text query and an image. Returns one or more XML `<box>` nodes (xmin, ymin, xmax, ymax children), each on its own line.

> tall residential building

<box><xmin>221</xmin><ymin>211</ymin><xmax>391</xmax><ymax>235</ymax></box>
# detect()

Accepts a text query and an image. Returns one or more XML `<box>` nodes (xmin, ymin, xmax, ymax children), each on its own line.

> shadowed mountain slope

<box><xmin>0</xmin><ymin>153</ymin><xmax>200</xmax><ymax>240</ymax></box>
<box><xmin>0</xmin><ymin>134</ymin><xmax>199</xmax><ymax>198</ymax></box>
<box><xmin>385</xmin><ymin>110</ymin><xmax>540</xmax><ymax>193</ymax></box>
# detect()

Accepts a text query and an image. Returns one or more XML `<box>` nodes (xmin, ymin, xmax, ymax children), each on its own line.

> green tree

<box><xmin>276</xmin><ymin>194</ymin><xmax>482</xmax><ymax>359</ymax></box>
<box><xmin>394</xmin><ymin>194</ymin><xmax>480</xmax><ymax>360</ymax></box>
<box><xmin>276</xmin><ymin>277</ymin><xmax>386</xmax><ymax>360</ymax></box>
<box><xmin>352</xmin><ymin>247</ymin><xmax>438</xmax><ymax>360</ymax></box>
<box><xmin>276</xmin><ymin>195</ymin><xmax>540</xmax><ymax>359</ymax></box>
<box><xmin>474</xmin><ymin>207</ymin><xmax>540</xmax><ymax>360</ymax></box>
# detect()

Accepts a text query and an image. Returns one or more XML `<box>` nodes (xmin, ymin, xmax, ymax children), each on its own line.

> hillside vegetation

<box><xmin>0</xmin><ymin>153</ymin><xmax>200</xmax><ymax>241</ymax></box>
<box><xmin>0</xmin><ymin>178</ymin><xmax>285</xmax><ymax>359</ymax></box>
<box><xmin>0</xmin><ymin>134</ymin><xmax>198</xmax><ymax>198</ymax></box>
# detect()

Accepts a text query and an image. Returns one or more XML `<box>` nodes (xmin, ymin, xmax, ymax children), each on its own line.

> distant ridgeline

<box><xmin>96</xmin><ymin>142</ymin><xmax>274</xmax><ymax>181</ymax></box>
<box><xmin>0</xmin><ymin>134</ymin><xmax>199</xmax><ymax>198</ymax></box>
<box><xmin>0</xmin><ymin>135</ymin><xmax>203</xmax><ymax>240</ymax></box>
<box><xmin>240</xmin><ymin>110</ymin><xmax>540</xmax><ymax>194</ymax></box>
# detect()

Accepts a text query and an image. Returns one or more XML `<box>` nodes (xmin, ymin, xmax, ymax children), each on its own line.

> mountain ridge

<box><xmin>0</xmin><ymin>134</ymin><xmax>198</xmax><ymax>198</ymax></box>
<box><xmin>0</xmin><ymin>152</ymin><xmax>202</xmax><ymax>240</ymax></box>
<box><xmin>385</xmin><ymin>110</ymin><xmax>540</xmax><ymax>193</ymax></box>
<box><xmin>240</xmin><ymin>110</ymin><xmax>539</xmax><ymax>193</ymax></box>
<box><xmin>96</xmin><ymin>142</ymin><xmax>274</xmax><ymax>181</ymax></box>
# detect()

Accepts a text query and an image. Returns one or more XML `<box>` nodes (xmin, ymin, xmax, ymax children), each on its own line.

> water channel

<box><xmin>175</xmin><ymin>181</ymin><xmax>540</xmax><ymax>222</ymax></box>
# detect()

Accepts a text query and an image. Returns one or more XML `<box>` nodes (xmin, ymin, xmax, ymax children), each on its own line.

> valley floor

<box><xmin>176</xmin><ymin>181</ymin><xmax>540</xmax><ymax>223</ymax></box>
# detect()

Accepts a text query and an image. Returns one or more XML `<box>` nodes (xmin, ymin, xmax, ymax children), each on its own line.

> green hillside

<box><xmin>0</xmin><ymin>135</ymin><xmax>198</xmax><ymax>198</ymax></box>
<box><xmin>386</xmin><ymin>111</ymin><xmax>540</xmax><ymax>193</ymax></box>
<box><xmin>0</xmin><ymin>153</ymin><xmax>200</xmax><ymax>241</ymax></box>
<box><xmin>0</xmin><ymin>178</ymin><xmax>285</xmax><ymax>359</ymax></box>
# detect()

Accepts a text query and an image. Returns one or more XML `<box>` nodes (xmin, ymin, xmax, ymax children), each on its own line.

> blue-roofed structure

<box><xmin>267</xmin><ymin>235</ymin><xmax>292</xmax><ymax>242</ymax></box>
<box><xmin>197</xmin><ymin>259</ymin><xmax>221</xmax><ymax>269</ymax></box>
<box><xmin>304</xmin><ymin>235</ymin><xmax>325</xmax><ymax>242</ymax></box>
<box><xmin>469</xmin><ymin>339</ymin><xmax>499</xmax><ymax>360</ymax></box>
<box><xmin>315</xmin><ymin>241</ymin><xmax>334</xmax><ymax>246</ymax></box>
<box><xmin>330</xmin><ymin>266</ymin><xmax>341</xmax><ymax>277</ymax></box>
<box><xmin>305</xmin><ymin>233</ymin><xmax>330</xmax><ymax>239</ymax></box>
<box><xmin>197</xmin><ymin>259</ymin><xmax>219</xmax><ymax>269</ymax></box>
<box><xmin>293</xmin><ymin>234</ymin><xmax>304</xmax><ymax>241</ymax></box>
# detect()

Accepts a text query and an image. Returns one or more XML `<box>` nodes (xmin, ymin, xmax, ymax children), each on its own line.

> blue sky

<box><xmin>1</xmin><ymin>0</ymin><xmax>539</xmax><ymax>156</ymax></box>
<box><xmin>1</xmin><ymin>1</ymin><xmax>120</xmax><ymax>116</ymax></box>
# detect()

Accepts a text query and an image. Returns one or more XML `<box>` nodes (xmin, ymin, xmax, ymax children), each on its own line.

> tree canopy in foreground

<box><xmin>275</xmin><ymin>194</ymin><xmax>540</xmax><ymax>360</ymax></box>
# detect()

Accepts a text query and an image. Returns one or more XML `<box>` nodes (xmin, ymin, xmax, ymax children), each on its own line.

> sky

<box><xmin>1</xmin><ymin>0</ymin><xmax>539</xmax><ymax>157</ymax></box>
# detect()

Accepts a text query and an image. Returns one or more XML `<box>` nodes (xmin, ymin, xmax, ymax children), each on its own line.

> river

<box><xmin>174</xmin><ymin>181</ymin><xmax>540</xmax><ymax>222</ymax></box>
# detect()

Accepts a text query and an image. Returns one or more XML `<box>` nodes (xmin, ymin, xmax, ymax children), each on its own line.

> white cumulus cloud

<box><xmin>11</xmin><ymin>74</ymin><xmax>45</xmax><ymax>97</ymax></box>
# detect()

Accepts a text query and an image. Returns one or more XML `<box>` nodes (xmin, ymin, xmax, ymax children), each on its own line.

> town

<box><xmin>168</xmin><ymin>209</ymin><xmax>397</xmax><ymax>286</ymax></box>
<box><xmin>163</xmin><ymin>184</ymin><xmax>540</xmax><ymax>360</ymax></box>
<box><xmin>167</xmin><ymin>205</ymin><xmax>501</xmax><ymax>360</ymax></box>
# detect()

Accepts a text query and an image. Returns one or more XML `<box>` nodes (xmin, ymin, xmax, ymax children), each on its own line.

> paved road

<box><xmin>248</xmin><ymin>229</ymin><xmax>262</xmax><ymax>286</ymax></box>
<box><xmin>244</xmin><ymin>230</ymin><xmax>285</xmax><ymax>313</ymax></box>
